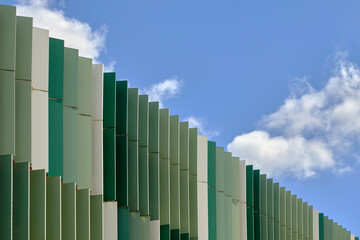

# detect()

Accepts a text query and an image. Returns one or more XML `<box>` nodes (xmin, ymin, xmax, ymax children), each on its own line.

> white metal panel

<box><xmin>197</xmin><ymin>135</ymin><xmax>207</xmax><ymax>183</ymax></box>
<box><xmin>92</xmin><ymin>64</ymin><xmax>103</xmax><ymax>121</ymax></box>
<box><xmin>313</xmin><ymin>210</ymin><xmax>319</xmax><ymax>240</ymax></box>
<box><xmin>31</xmin><ymin>27</ymin><xmax>49</xmax><ymax>91</ymax></box>
<box><xmin>31</xmin><ymin>89</ymin><xmax>49</xmax><ymax>172</ymax></box>
<box><xmin>104</xmin><ymin>202</ymin><xmax>118</xmax><ymax>240</ymax></box>
<box><xmin>351</xmin><ymin>234</ymin><xmax>355</xmax><ymax>240</ymax></box>
<box><xmin>150</xmin><ymin>220</ymin><xmax>160</xmax><ymax>240</ymax></box>
<box><xmin>92</xmin><ymin>120</ymin><xmax>103</xmax><ymax>195</ymax></box>
<box><xmin>239</xmin><ymin>160</ymin><xmax>247</xmax><ymax>240</ymax></box>
<box><xmin>197</xmin><ymin>182</ymin><xmax>208</xmax><ymax>240</ymax></box>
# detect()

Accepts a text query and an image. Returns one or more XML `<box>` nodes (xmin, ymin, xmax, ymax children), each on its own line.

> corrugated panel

<box><xmin>63</xmin><ymin>47</ymin><xmax>78</xmax><ymax>108</ymax></box>
<box><xmin>46</xmin><ymin>176</ymin><xmax>61</xmax><ymax>240</ymax></box>
<box><xmin>78</xmin><ymin>57</ymin><xmax>92</xmax><ymax>115</ymax></box>
<box><xmin>15</xmin><ymin>16</ymin><xmax>32</xmax><ymax>80</ymax></box>
<box><xmin>159</xmin><ymin>109</ymin><xmax>170</xmax><ymax>159</ymax></box>
<box><xmin>103</xmin><ymin>72</ymin><xmax>116</xmax><ymax>128</ymax></box>
<box><xmin>0</xmin><ymin>155</ymin><xmax>13</xmax><ymax>239</ymax></box>
<box><xmin>313</xmin><ymin>210</ymin><xmax>319</xmax><ymax>240</ymax></box>
<box><xmin>189</xmin><ymin>128</ymin><xmax>198</xmax><ymax>176</ymax></box>
<box><xmin>246</xmin><ymin>165</ymin><xmax>254</xmax><ymax>240</ymax></box>
<box><xmin>189</xmin><ymin>128</ymin><xmax>198</xmax><ymax>239</ymax></box>
<box><xmin>90</xmin><ymin>195</ymin><xmax>104</xmax><ymax>240</ymax></box>
<box><xmin>63</xmin><ymin>107</ymin><xmax>78</xmax><ymax>183</ymax></box>
<box><xmin>180</xmin><ymin>122</ymin><xmax>189</xmax><ymax>170</ymax></box>
<box><xmin>13</xmin><ymin>162</ymin><xmax>30</xmax><ymax>240</ymax></box>
<box><xmin>30</xmin><ymin>169</ymin><xmax>46</xmax><ymax>240</ymax></box>
<box><xmin>128</xmin><ymin>88</ymin><xmax>139</xmax><ymax>141</ymax></box>
<box><xmin>32</xmin><ymin>27</ymin><xmax>49</xmax><ymax>91</ymax></box>
<box><xmin>103</xmin><ymin>128</ymin><xmax>116</xmax><ymax>201</ymax></box>
<box><xmin>92</xmin><ymin>64</ymin><xmax>104</xmax><ymax>121</ymax></box>
<box><xmin>117</xmin><ymin>135</ymin><xmax>128</xmax><ymax>206</ymax></box>
<box><xmin>267</xmin><ymin>179</ymin><xmax>274</xmax><ymax>240</ymax></box>
<box><xmin>141</xmin><ymin>216</ymin><xmax>151</xmax><ymax>240</ymax></box>
<box><xmin>92</xmin><ymin>120</ymin><xmax>104</xmax><ymax>195</ymax></box>
<box><xmin>0</xmin><ymin>5</ymin><xmax>16</xmax><ymax>71</ymax></box>
<box><xmin>15</xmin><ymin>80</ymin><xmax>31</xmax><ymax>163</ymax></box>
<box><xmin>78</xmin><ymin>114</ymin><xmax>92</xmax><ymax>190</ymax></box>
<box><xmin>48</xmin><ymin>38</ymin><xmax>64</xmax><ymax>100</ymax></box>
<box><xmin>215</xmin><ymin>147</ymin><xmax>224</xmax><ymax>192</ymax></box>
<box><xmin>130</xmin><ymin>211</ymin><xmax>141</xmax><ymax>240</ymax></box>
<box><xmin>149</xmin><ymin>153</ymin><xmax>160</xmax><ymax>221</ymax></box>
<box><xmin>104</xmin><ymin>202</ymin><xmax>118</xmax><ymax>240</ymax></box>
<box><xmin>118</xmin><ymin>207</ymin><xmax>130</xmax><ymax>240</ymax></box>
<box><xmin>48</xmin><ymin>98</ymin><xmax>63</xmax><ymax>177</ymax></box>
<box><xmin>62</xmin><ymin>183</ymin><xmax>76</xmax><ymax>240</ymax></box>
<box><xmin>77</xmin><ymin>189</ymin><xmax>90</xmax><ymax>240</ymax></box>
<box><xmin>116</xmin><ymin>81</ymin><xmax>128</xmax><ymax>135</ymax></box>
<box><xmin>150</xmin><ymin>220</ymin><xmax>160</xmax><ymax>240</ymax></box>
<box><xmin>0</xmin><ymin>71</ymin><xmax>15</xmax><ymax>155</ymax></box>
<box><xmin>225</xmin><ymin>194</ymin><xmax>232</xmax><ymax>240</ymax></box>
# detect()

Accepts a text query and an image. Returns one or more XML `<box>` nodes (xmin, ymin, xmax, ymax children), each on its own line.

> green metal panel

<box><xmin>280</xmin><ymin>187</ymin><xmax>286</xmax><ymax>240</ymax></box>
<box><xmin>78</xmin><ymin>114</ymin><xmax>92</xmax><ymax>190</ymax></box>
<box><xmin>170</xmin><ymin>115</ymin><xmax>180</xmax><ymax>231</ymax></box>
<box><xmin>63</xmin><ymin>47</ymin><xmax>79</xmax><ymax>108</ymax></box>
<box><xmin>160</xmin><ymin>108</ymin><xmax>170</xmax><ymax>159</ymax></box>
<box><xmin>149</xmin><ymin>152</ymin><xmax>160</xmax><ymax>220</ymax></box>
<box><xmin>117</xmin><ymin>135</ymin><xmax>128</xmax><ymax>206</ymax></box>
<box><xmin>267</xmin><ymin>179</ymin><xmax>274</xmax><ymax>240</ymax></box>
<box><xmin>189</xmin><ymin>128</ymin><xmax>198</xmax><ymax>239</ymax></box>
<box><xmin>14</xmin><ymin>162</ymin><xmax>30</xmax><ymax>240</ymax></box>
<box><xmin>78</xmin><ymin>57</ymin><xmax>92</xmax><ymax>115</ymax></box>
<box><xmin>274</xmin><ymin>183</ymin><xmax>280</xmax><ymax>240</ymax></box>
<box><xmin>139</xmin><ymin>95</ymin><xmax>149</xmax><ymax>147</ymax></box>
<box><xmin>286</xmin><ymin>191</ymin><xmax>292</xmax><ymax>240</ymax></box>
<box><xmin>161</xmin><ymin>225</ymin><xmax>171</xmax><ymax>240</ymax></box>
<box><xmin>308</xmin><ymin>205</ymin><xmax>313</xmax><ymax>240</ymax></box>
<box><xmin>48</xmin><ymin>98</ymin><xmax>63</xmax><ymax>177</ymax></box>
<box><xmin>119</xmin><ymin>207</ymin><xmax>130</xmax><ymax>240</ymax></box>
<box><xmin>216</xmin><ymin>191</ymin><xmax>225</xmax><ymax>240</ymax></box>
<box><xmin>323</xmin><ymin>216</ymin><xmax>328</xmax><ymax>240</ymax></box>
<box><xmin>103</xmin><ymin>72</ymin><xmax>116</xmax><ymax>128</ymax></box>
<box><xmin>0</xmin><ymin>5</ymin><xmax>16</xmax><ymax>71</ymax></box>
<box><xmin>253</xmin><ymin>170</ymin><xmax>261</xmax><ymax>240</ymax></box>
<box><xmin>63</xmin><ymin>107</ymin><xmax>78</xmax><ymax>183</ymax></box>
<box><xmin>49</xmin><ymin>38</ymin><xmax>64</xmax><ymax>100</ymax></box>
<box><xmin>128</xmin><ymin>88</ymin><xmax>139</xmax><ymax>141</ymax></box>
<box><xmin>140</xmin><ymin>216</ymin><xmax>151</xmax><ymax>240</ymax></box>
<box><xmin>319</xmin><ymin>213</ymin><xmax>324</xmax><ymax>240</ymax></box>
<box><xmin>328</xmin><ymin>219</ymin><xmax>333</xmax><ymax>240</ymax></box>
<box><xmin>170</xmin><ymin>116</ymin><xmax>180</xmax><ymax>166</ymax></box>
<box><xmin>15</xmin><ymin>80</ymin><xmax>31</xmax><ymax>163</ymax></box>
<box><xmin>223</xmin><ymin>152</ymin><xmax>232</xmax><ymax>240</ymax></box>
<box><xmin>292</xmin><ymin>195</ymin><xmax>298</xmax><ymax>240</ymax></box>
<box><xmin>215</xmin><ymin>147</ymin><xmax>224</xmax><ymax>192</ymax></box>
<box><xmin>303</xmin><ymin>202</ymin><xmax>308</xmax><ymax>240</ymax></box>
<box><xmin>16</xmin><ymin>16</ymin><xmax>32</xmax><ymax>80</ymax></box>
<box><xmin>0</xmin><ymin>71</ymin><xmax>15</xmax><ymax>155</ymax></box>
<box><xmin>180</xmin><ymin>169</ymin><xmax>190</xmax><ymax>235</ymax></box>
<box><xmin>62</xmin><ymin>183</ymin><xmax>76</xmax><ymax>240</ymax></box>
<box><xmin>246</xmin><ymin>165</ymin><xmax>254</xmax><ymax>240</ymax></box>
<box><xmin>260</xmin><ymin>174</ymin><xmax>268</xmax><ymax>240</ymax></box>
<box><xmin>77</xmin><ymin>189</ymin><xmax>90</xmax><ymax>240</ymax></box>
<box><xmin>208</xmin><ymin>141</ymin><xmax>216</xmax><ymax>188</ymax></box>
<box><xmin>333</xmin><ymin>222</ymin><xmax>338</xmax><ymax>240</ymax></box>
<box><xmin>149</xmin><ymin>101</ymin><xmax>159</xmax><ymax>152</ymax></box>
<box><xmin>208</xmin><ymin>186</ymin><xmax>217</xmax><ymax>240</ymax></box>
<box><xmin>30</xmin><ymin>169</ymin><xmax>46</xmax><ymax>240</ymax></box>
<box><xmin>116</xmin><ymin>81</ymin><xmax>128</xmax><ymax>135</ymax></box>
<box><xmin>298</xmin><ymin>199</ymin><xmax>303</xmax><ymax>240</ymax></box>
<box><xmin>189</xmin><ymin>128</ymin><xmax>198</xmax><ymax>175</ymax></box>
<box><xmin>47</xmin><ymin>176</ymin><xmax>61</xmax><ymax>240</ymax></box>
<box><xmin>0</xmin><ymin>154</ymin><xmax>13</xmax><ymax>239</ymax></box>
<box><xmin>232</xmin><ymin>157</ymin><xmax>240</xmax><ymax>240</ymax></box>
<box><xmin>180</xmin><ymin>122</ymin><xmax>189</xmax><ymax>170</ymax></box>
<box><xmin>103</xmin><ymin>128</ymin><xmax>116</xmax><ymax>201</ymax></box>
<box><xmin>130</xmin><ymin>211</ymin><xmax>141</xmax><ymax>240</ymax></box>
<box><xmin>90</xmin><ymin>195</ymin><xmax>104</xmax><ymax>240</ymax></box>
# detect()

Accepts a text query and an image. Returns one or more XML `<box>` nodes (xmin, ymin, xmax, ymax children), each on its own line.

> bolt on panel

<box><xmin>274</xmin><ymin>183</ymin><xmax>280</xmax><ymax>240</ymax></box>
<box><xmin>292</xmin><ymin>195</ymin><xmax>298</xmax><ymax>240</ymax></box>
<box><xmin>207</xmin><ymin>141</ymin><xmax>217</xmax><ymax>240</ymax></box>
<box><xmin>253</xmin><ymin>170</ymin><xmax>261</xmax><ymax>240</ymax></box>
<box><xmin>260</xmin><ymin>174</ymin><xmax>268</xmax><ymax>240</ymax></box>
<box><xmin>267</xmin><ymin>179</ymin><xmax>274</xmax><ymax>240</ymax></box>
<box><xmin>46</xmin><ymin>176</ymin><xmax>61</xmax><ymax>240</ymax></box>
<box><xmin>15</xmin><ymin>16</ymin><xmax>32</xmax><ymax>80</ymax></box>
<box><xmin>189</xmin><ymin>128</ymin><xmax>199</xmax><ymax>239</ymax></box>
<box><xmin>0</xmin><ymin>154</ymin><xmax>13</xmax><ymax>239</ymax></box>
<box><xmin>308</xmin><ymin>205</ymin><xmax>313</xmax><ymax>240</ymax></box>
<box><xmin>232</xmin><ymin>157</ymin><xmax>240</xmax><ymax>240</ymax></box>
<box><xmin>30</xmin><ymin>169</ymin><xmax>46</xmax><ymax>240</ymax></box>
<box><xmin>298</xmin><ymin>199</ymin><xmax>303</xmax><ymax>240</ymax></box>
<box><xmin>303</xmin><ymin>202</ymin><xmax>308</xmax><ymax>240</ymax></box>
<box><xmin>62</xmin><ymin>182</ymin><xmax>76</xmax><ymax>240</ymax></box>
<box><xmin>32</xmin><ymin>27</ymin><xmax>49</xmax><ymax>91</ymax></box>
<box><xmin>224</xmin><ymin>152</ymin><xmax>232</xmax><ymax>240</ymax></box>
<box><xmin>78</xmin><ymin>57</ymin><xmax>92</xmax><ymax>115</ymax></box>
<box><xmin>63</xmin><ymin>47</ymin><xmax>79</xmax><ymax>108</ymax></box>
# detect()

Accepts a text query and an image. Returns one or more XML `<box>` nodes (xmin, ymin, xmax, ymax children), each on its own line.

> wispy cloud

<box><xmin>228</xmin><ymin>53</ymin><xmax>360</xmax><ymax>179</ymax></box>
<box><xmin>184</xmin><ymin>116</ymin><xmax>220</xmax><ymax>139</ymax></box>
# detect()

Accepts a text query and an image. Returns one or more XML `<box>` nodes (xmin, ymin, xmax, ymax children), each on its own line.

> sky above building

<box><xmin>6</xmin><ymin>0</ymin><xmax>360</xmax><ymax>234</ymax></box>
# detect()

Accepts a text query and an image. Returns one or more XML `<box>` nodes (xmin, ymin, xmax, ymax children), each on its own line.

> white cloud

<box><xmin>16</xmin><ymin>0</ymin><xmax>107</xmax><ymax>61</ymax></box>
<box><xmin>104</xmin><ymin>60</ymin><xmax>116</xmax><ymax>72</ymax></box>
<box><xmin>228</xmin><ymin>54</ymin><xmax>360</xmax><ymax>179</ymax></box>
<box><xmin>184</xmin><ymin>116</ymin><xmax>220</xmax><ymax>139</ymax></box>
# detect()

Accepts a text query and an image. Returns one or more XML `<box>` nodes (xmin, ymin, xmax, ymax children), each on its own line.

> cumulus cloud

<box><xmin>228</xmin><ymin>54</ymin><xmax>360</xmax><ymax>179</ymax></box>
<box><xmin>184</xmin><ymin>116</ymin><xmax>220</xmax><ymax>139</ymax></box>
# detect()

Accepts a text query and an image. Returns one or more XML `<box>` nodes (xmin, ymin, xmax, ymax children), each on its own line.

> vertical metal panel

<box><xmin>141</xmin><ymin>216</ymin><xmax>151</xmax><ymax>240</ymax></box>
<box><xmin>103</xmin><ymin>72</ymin><xmax>116</xmax><ymax>128</ymax></box>
<box><xmin>48</xmin><ymin>98</ymin><xmax>63</xmax><ymax>177</ymax></box>
<box><xmin>92</xmin><ymin>120</ymin><xmax>104</xmax><ymax>195</ymax></box>
<box><xmin>78</xmin><ymin>57</ymin><xmax>92</xmax><ymax>115</ymax></box>
<box><xmin>332</xmin><ymin>222</ymin><xmax>338</xmax><ymax>240</ymax></box>
<box><xmin>170</xmin><ymin>115</ymin><xmax>180</xmax><ymax>234</ymax></box>
<box><xmin>239</xmin><ymin>160</ymin><xmax>247</xmax><ymax>240</ymax></box>
<box><xmin>0</xmin><ymin>154</ymin><xmax>13</xmax><ymax>239</ymax></box>
<box><xmin>267</xmin><ymin>179</ymin><xmax>274</xmax><ymax>240</ymax></box>
<box><xmin>15</xmin><ymin>80</ymin><xmax>31</xmax><ymax>163</ymax></box>
<box><xmin>0</xmin><ymin>5</ymin><xmax>16</xmax><ymax>71</ymax></box>
<box><xmin>286</xmin><ymin>191</ymin><xmax>292</xmax><ymax>240</ymax></box>
<box><xmin>253</xmin><ymin>170</ymin><xmax>261</xmax><ymax>240</ymax></box>
<box><xmin>63</xmin><ymin>47</ymin><xmax>78</xmax><ymax>108</ymax></box>
<box><xmin>116</xmin><ymin>81</ymin><xmax>128</xmax><ymax>135</ymax></box>
<box><xmin>46</xmin><ymin>176</ymin><xmax>61</xmax><ymax>240</ymax></box>
<box><xmin>92</xmin><ymin>64</ymin><xmax>104</xmax><ymax>121</ymax></box>
<box><xmin>77</xmin><ymin>189</ymin><xmax>90</xmax><ymax>240</ymax></box>
<box><xmin>208</xmin><ymin>187</ymin><xmax>217</xmax><ymax>240</ymax></box>
<box><xmin>32</xmin><ymin>27</ymin><xmax>49</xmax><ymax>91</ymax></box>
<box><xmin>303</xmin><ymin>202</ymin><xmax>308</xmax><ymax>240</ymax></box>
<box><xmin>104</xmin><ymin>128</ymin><xmax>116</xmax><ymax>201</ymax></box>
<box><xmin>14</xmin><ymin>162</ymin><xmax>30</xmax><ymax>240</ymax></box>
<box><xmin>298</xmin><ymin>199</ymin><xmax>303</xmax><ymax>240</ymax></box>
<box><xmin>180</xmin><ymin>122</ymin><xmax>190</xmax><ymax>236</ymax></box>
<box><xmin>0</xmin><ymin>71</ymin><xmax>15</xmax><ymax>155</ymax></box>
<box><xmin>16</xmin><ymin>16</ymin><xmax>32</xmax><ymax>80</ymax></box>
<box><xmin>118</xmin><ymin>207</ymin><xmax>130</xmax><ymax>240</ymax></box>
<box><xmin>232</xmin><ymin>157</ymin><xmax>240</xmax><ymax>240</ymax></box>
<box><xmin>48</xmin><ymin>38</ymin><xmax>64</xmax><ymax>100</ymax></box>
<box><xmin>189</xmin><ymin>128</ymin><xmax>198</xmax><ymax>239</ymax></box>
<box><xmin>130</xmin><ymin>211</ymin><xmax>141</xmax><ymax>240</ymax></box>
<box><xmin>224</xmin><ymin>152</ymin><xmax>232</xmax><ymax>240</ymax></box>
<box><xmin>292</xmin><ymin>195</ymin><xmax>298</xmax><ymax>240</ymax></box>
<box><xmin>91</xmin><ymin>195</ymin><xmax>104</xmax><ymax>240</ymax></box>
<box><xmin>323</xmin><ymin>216</ymin><xmax>328</xmax><ymax>240</ymax></box>
<box><xmin>246</xmin><ymin>165</ymin><xmax>254</xmax><ymax>240</ymax></box>
<box><xmin>309</xmin><ymin>205</ymin><xmax>314</xmax><ymax>240</ymax></box>
<box><xmin>207</xmin><ymin>141</ymin><xmax>217</xmax><ymax>240</ymax></box>
<box><xmin>313</xmin><ymin>210</ymin><xmax>319</xmax><ymax>240</ymax></box>
<box><xmin>280</xmin><ymin>187</ymin><xmax>286</xmax><ymax>240</ymax></box>
<box><xmin>319</xmin><ymin>213</ymin><xmax>324</xmax><ymax>240</ymax></box>
<box><xmin>78</xmin><ymin>114</ymin><xmax>92</xmax><ymax>190</ymax></box>
<box><xmin>63</xmin><ymin>107</ymin><xmax>78</xmax><ymax>183</ymax></box>
<box><xmin>216</xmin><ymin>147</ymin><xmax>225</xmax><ymax>240</ymax></box>
<box><xmin>30</xmin><ymin>169</ymin><xmax>46</xmax><ymax>240</ymax></box>
<box><xmin>62</xmin><ymin>182</ymin><xmax>76</xmax><ymax>240</ymax></box>
<box><xmin>104</xmin><ymin>202</ymin><xmax>118</xmax><ymax>240</ymax></box>
<box><xmin>260</xmin><ymin>174</ymin><xmax>268</xmax><ymax>240</ymax></box>
<box><xmin>274</xmin><ymin>183</ymin><xmax>280</xmax><ymax>240</ymax></box>
<box><xmin>150</xmin><ymin>220</ymin><xmax>160</xmax><ymax>240</ymax></box>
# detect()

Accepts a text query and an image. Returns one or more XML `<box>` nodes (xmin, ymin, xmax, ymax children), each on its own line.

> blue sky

<box><xmin>7</xmin><ymin>0</ymin><xmax>360</xmax><ymax>234</ymax></box>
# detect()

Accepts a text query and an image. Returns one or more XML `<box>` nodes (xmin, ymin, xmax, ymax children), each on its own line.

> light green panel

<box><xmin>16</xmin><ymin>16</ymin><xmax>32</xmax><ymax>80</ymax></box>
<box><xmin>160</xmin><ymin>158</ymin><xmax>170</xmax><ymax>225</ymax></box>
<box><xmin>149</xmin><ymin>152</ymin><xmax>160</xmax><ymax>221</ymax></box>
<box><xmin>47</xmin><ymin>176</ymin><xmax>61</xmax><ymax>240</ymax></box>
<box><xmin>78</xmin><ymin>114</ymin><xmax>92</xmax><ymax>190</ymax></box>
<box><xmin>129</xmin><ymin>140</ymin><xmax>139</xmax><ymax>211</ymax></box>
<box><xmin>128</xmin><ymin>88</ymin><xmax>139</xmax><ymax>141</ymax></box>
<box><xmin>216</xmin><ymin>191</ymin><xmax>225</xmax><ymax>240</ymax></box>
<box><xmin>189</xmin><ymin>128</ymin><xmax>198</xmax><ymax>175</ymax></box>
<box><xmin>13</xmin><ymin>162</ymin><xmax>30</xmax><ymax>240</ymax></box>
<box><xmin>77</xmin><ymin>189</ymin><xmax>90</xmax><ymax>240</ymax></box>
<box><xmin>30</xmin><ymin>169</ymin><xmax>46</xmax><ymax>240</ymax></box>
<box><xmin>139</xmin><ymin>95</ymin><xmax>149</xmax><ymax>147</ymax></box>
<box><xmin>90</xmin><ymin>195</ymin><xmax>104</xmax><ymax>240</ymax></box>
<box><xmin>189</xmin><ymin>175</ymin><xmax>198</xmax><ymax>238</ymax></box>
<box><xmin>309</xmin><ymin>205</ymin><xmax>314</xmax><ymax>240</ymax></box>
<box><xmin>292</xmin><ymin>195</ymin><xmax>298</xmax><ymax>240</ymax></box>
<box><xmin>170</xmin><ymin>164</ymin><xmax>180</xmax><ymax>230</ymax></box>
<box><xmin>62</xmin><ymin>183</ymin><xmax>76</xmax><ymax>240</ymax></box>
<box><xmin>78</xmin><ymin>57</ymin><xmax>92</xmax><ymax>115</ymax></box>
<box><xmin>260</xmin><ymin>174</ymin><xmax>268</xmax><ymax>240</ymax></box>
<box><xmin>130</xmin><ymin>211</ymin><xmax>141</xmax><ymax>240</ymax></box>
<box><xmin>170</xmin><ymin>115</ymin><xmax>180</xmax><ymax>165</ymax></box>
<box><xmin>0</xmin><ymin>71</ymin><xmax>15</xmax><ymax>155</ymax></box>
<box><xmin>149</xmin><ymin>102</ymin><xmax>159</xmax><ymax>153</ymax></box>
<box><xmin>15</xmin><ymin>80</ymin><xmax>31</xmax><ymax>163</ymax></box>
<box><xmin>274</xmin><ymin>183</ymin><xmax>280</xmax><ymax>240</ymax></box>
<box><xmin>232</xmin><ymin>200</ymin><xmax>240</xmax><ymax>240</ymax></box>
<box><xmin>63</xmin><ymin>47</ymin><xmax>78</xmax><ymax>108</ymax></box>
<box><xmin>297</xmin><ymin>199</ymin><xmax>303</xmax><ymax>240</ymax></box>
<box><xmin>332</xmin><ymin>222</ymin><xmax>337</xmax><ymax>240</ymax></box>
<box><xmin>160</xmin><ymin>109</ymin><xmax>170</xmax><ymax>159</ymax></box>
<box><xmin>328</xmin><ymin>219</ymin><xmax>333</xmax><ymax>240</ymax></box>
<box><xmin>0</xmin><ymin>154</ymin><xmax>13</xmax><ymax>239</ymax></box>
<box><xmin>232</xmin><ymin>157</ymin><xmax>240</xmax><ymax>201</ymax></box>
<box><xmin>180</xmin><ymin>122</ymin><xmax>189</xmax><ymax>170</ymax></box>
<box><xmin>140</xmin><ymin>216</ymin><xmax>150</xmax><ymax>240</ymax></box>
<box><xmin>303</xmin><ymin>202</ymin><xmax>308</xmax><ymax>240</ymax></box>
<box><xmin>63</xmin><ymin>107</ymin><xmax>78</xmax><ymax>184</ymax></box>
<box><xmin>324</xmin><ymin>216</ymin><xmax>329</xmax><ymax>240</ymax></box>
<box><xmin>225</xmin><ymin>196</ymin><xmax>232</xmax><ymax>240</ymax></box>
<box><xmin>139</xmin><ymin>147</ymin><xmax>149</xmax><ymax>215</ymax></box>
<box><xmin>286</xmin><ymin>191</ymin><xmax>292</xmax><ymax>240</ymax></box>
<box><xmin>267</xmin><ymin>179</ymin><xmax>274</xmax><ymax>240</ymax></box>
<box><xmin>280</xmin><ymin>187</ymin><xmax>286</xmax><ymax>240</ymax></box>
<box><xmin>223</xmin><ymin>152</ymin><xmax>232</xmax><ymax>197</ymax></box>
<box><xmin>0</xmin><ymin>5</ymin><xmax>16</xmax><ymax>71</ymax></box>
<box><xmin>215</xmin><ymin>147</ymin><xmax>224</xmax><ymax>192</ymax></box>
<box><xmin>180</xmin><ymin>170</ymin><xmax>190</xmax><ymax>234</ymax></box>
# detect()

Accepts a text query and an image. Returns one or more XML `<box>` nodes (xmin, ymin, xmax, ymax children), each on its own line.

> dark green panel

<box><xmin>130</xmin><ymin>211</ymin><xmax>141</xmax><ymax>240</ymax></box>
<box><xmin>207</xmin><ymin>141</ymin><xmax>216</xmax><ymax>187</ymax></box>
<box><xmin>0</xmin><ymin>71</ymin><xmax>15</xmax><ymax>155</ymax></box>
<box><xmin>78</xmin><ymin>57</ymin><xmax>92</xmax><ymax>115</ymax></box>
<box><xmin>208</xmin><ymin>186</ymin><xmax>217</xmax><ymax>240</ymax></box>
<box><xmin>129</xmin><ymin>140</ymin><xmax>139</xmax><ymax>211</ymax></box>
<box><xmin>149</xmin><ymin>102</ymin><xmax>159</xmax><ymax>153</ymax></box>
<box><xmin>149</xmin><ymin>152</ymin><xmax>160</xmax><ymax>221</ymax></box>
<box><xmin>128</xmin><ymin>88</ymin><xmax>139</xmax><ymax>141</ymax></box>
<box><xmin>46</xmin><ymin>176</ymin><xmax>61</xmax><ymax>240</ymax></box>
<box><xmin>117</xmin><ymin>135</ymin><xmax>128</xmax><ymax>207</ymax></box>
<box><xmin>189</xmin><ymin>128</ymin><xmax>198</xmax><ymax>176</ymax></box>
<box><xmin>30</xmin><ymin>169</ymin><xmax>46</xmax><ymax>240</ymax></box>
<box><xmin>90</xmin><ymin>195</ymin><xmax>103</xmax><ymax>240</ymax></box>
<box><xmin>170</xmin><ymin>165</ymin><xmax>180</xmax><ymax>230</ymax></box>
<box><xmin>246</xmin><ymin>165</ymin><xmax>254</xmax><ymax>240</ymax></box>
<box><xmin>139</xmin><ymin>95</ymin><xmax>149</xmax><ymax>147</ymax></box>
<box><xmin>116</xmin><ymin>80</ymin><xmax>128</xmax><ymax>135</ymax></box>
<box><xmin>49</xmin><ymin>38</ymin><xmax>64</xmax><ymax>100</ymax></box>
<box><xmin>171</xmin><ymin>229</ymin><xmax>180</xmax><ymax>240</ymax></box>
<box><xmin>63</xmin><ymin>107</ymin><xmax>78</xmax><ymax>183</ymax></box>
<box><xmin>77</xmin><ymin>189</ymin><xmax>90</xmax><ymax>240</ymax></box>
<box><xmin>104</xmin><ymin>128</ymin><xmax>116</xmax><ymax>201</ymax></box>
<box><xmin>189</xmin><ymin>175</ymin><xmax>198</xmax><ymax>239</ymax></box>
<box><xmin>0</xmin><ymin>5</ymin><xmax>16</xmax><ymax>71</ymax></box>
<box><xmin>161</xmin><ymin>224</ymin><xmax>171</xmax><ymax>240</ymax></box>
<box><xmin>15</xmin><ymin>16</ymin><xmax>32</xmax><ymax>80</ymax></box>
<box><xmin>160</xmin><ymin>158</ymin><xmax>170</xmax><ymax>225</ymax></box>
<box><xmin>14</xmin><ymin>162</ymin><xmax>30</xmax><ymax>240</ymax></box>
<box><xmin>319</xmin><ymin>213</ymin><xmax>324</xmax><ymax>240</ymax></box>
<box><xmin>247</xmin><ymin>206</ymin><xmax>255</xmax><ymax>240</ymax></box>
<box><xmin>181</xmin><ymin>233</ymin><xmax>190</xmax><ymax>240</ymax></box>
<box><xmin>49</xmin><ymin>98</ymin><xmax>63</xmax><ymax>177</ymax></box>
<box><xmin>63</xmin><ymin>47</ymin><xmax>79</xmax><ymax>108</ymax></box>
<box><xmin>0</xmin><ymin>155</ymin><xmax>13</xmax><ymax>239</ymax></box>
<box><xmin>139</xmin><ymin>146</ymin><xmax>149</xmax><ymax>215</ymax></box>
<box><xmin>77</xmin><ymin>114</ymin><xmax>92</xmax><ymax>190</ymax></box>
<box><xmin>274</xmin><ymin>183</ymin><xmax>280</xmax><ymax>240</ymax></box>
<box><xmin>62</xmin><ymin>183</ymin><xmax>76</xmax><ymax>240</ymax></box>
<box><xmin>119</xmin><ymin>207</ymin><xmax>130</xmax><ymax>240</ymax></box>
<box><xmin>103</xmin><ymin>72</ymin><xmax>116</xmax><ymax>128</ymax></box>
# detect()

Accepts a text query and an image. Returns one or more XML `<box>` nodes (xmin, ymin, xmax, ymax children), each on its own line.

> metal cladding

<box><xmin>0</xmin><ymin>4</ymin><xmax>358</xmax><ymax>240</ymax></box>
